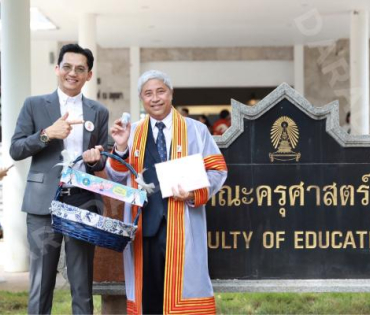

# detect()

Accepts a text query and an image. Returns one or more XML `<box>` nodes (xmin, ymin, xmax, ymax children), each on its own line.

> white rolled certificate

<box><xmin>154</xmin><ymin>153</ymin><xmax>210</xmax><ymax>198</ymax></box>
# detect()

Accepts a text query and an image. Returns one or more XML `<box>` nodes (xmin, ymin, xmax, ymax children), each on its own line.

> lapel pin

<box><xmin>84</xmin><ymin>121</ymin><xmax>94</xmax><ymax>132</ymax></box>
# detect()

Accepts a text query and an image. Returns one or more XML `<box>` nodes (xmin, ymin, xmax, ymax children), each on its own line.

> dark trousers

<box><xmin>27</xmin><ymin>191</ymin><xmax>99</xmax><ymax>315</ymax></box>
<box><xmin>142</xmin><ymin>218</ymin><xmax>167</xmax><ymax>315</ymax></box>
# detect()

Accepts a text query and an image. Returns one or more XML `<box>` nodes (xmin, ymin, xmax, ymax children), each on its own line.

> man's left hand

<box><xmin>172</xmin><ymin>184</ymin><xmax>194</xmax><ymax>202</ymax></box>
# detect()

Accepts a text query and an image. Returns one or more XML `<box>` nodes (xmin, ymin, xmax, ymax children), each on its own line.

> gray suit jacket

<box><xmin>10</xmin><ymin>90</ymin><xmax>109</xmax><ymax>215</ymax></box>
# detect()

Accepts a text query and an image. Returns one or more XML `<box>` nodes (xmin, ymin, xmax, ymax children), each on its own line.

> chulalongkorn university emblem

<box><xmin>269</xmin><ymin>116</ymin><xmax>301</xmax><ymax>162</ymax></box>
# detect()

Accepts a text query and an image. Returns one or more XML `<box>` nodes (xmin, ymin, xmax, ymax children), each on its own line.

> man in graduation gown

<box><xmin>85</xmin><ymin>70</ymin><xmax>228</xmax><ymax>314</ymax></box>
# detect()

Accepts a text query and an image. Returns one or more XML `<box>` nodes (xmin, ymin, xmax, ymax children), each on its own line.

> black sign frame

<box><xmin>210</xmin><ymin>83</ymin><xmax>370</xmax><ymax>280</ymax></box>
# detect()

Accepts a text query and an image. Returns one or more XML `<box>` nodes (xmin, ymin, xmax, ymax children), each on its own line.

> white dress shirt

<box><xmin>57</xmin><ymin>88</ymin><xmax>85</xmax><ymax>172</ymax></box>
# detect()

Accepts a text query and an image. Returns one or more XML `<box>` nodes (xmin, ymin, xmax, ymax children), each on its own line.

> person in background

<box><xmin>180</xmin><ymin>107</ymin><xmax>189</xmax><ymax>117</ymax></box>
<box><xmin>84</xmin><ymin>70</ymin><xmax>228</xmax><ymax>314</ymax></box>
<box><xmin>343</xmin><ymin>111</ymin><xmax>351</xmax><ymax>134</ymax></box>
<box><xmin>10</xmin><ymin>43</ymin><xmax>108</xmax><ymax>315</ymax></box>
<box><xmin>198</xmin><ymin>114</ymin><xmax>213</xmax><ymax>134</ymax></box>
<box><xmin>213</xmin><ymin>109</ymin><xmax>231</xmax><ymax>135</ymax></box>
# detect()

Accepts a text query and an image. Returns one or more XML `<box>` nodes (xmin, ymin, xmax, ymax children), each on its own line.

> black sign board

<box><xmin>209</xmin><ymin>83</ymin><xmax>370</xmax><ymax>279</ymax></box>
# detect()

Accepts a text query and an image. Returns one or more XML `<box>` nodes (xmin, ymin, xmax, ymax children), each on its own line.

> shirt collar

<box><xmin>150</xmin><ymin>109</ymin><xmax>173</xmax><ymax>130</ymax></box>
<box><xmin>57</xmin><ymin>88</ymin><xmax>83</xmax><ymax>105</ymax></box>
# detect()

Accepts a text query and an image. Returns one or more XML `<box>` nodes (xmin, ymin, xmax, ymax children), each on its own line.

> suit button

<box><xmin>59</xmin><ymin>155</ymin><xmax>63</xmax><ymax>161</ymax></box>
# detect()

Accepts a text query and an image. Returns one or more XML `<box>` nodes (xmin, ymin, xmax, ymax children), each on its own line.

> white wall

<box><xmin>141</xmin><ymin>60</ymin><xmax>294</xmax><ymax>88</ymax></box>
<box><xmin>31</xmin><ymin>40</ymin><xmax>58</xmax><ymax>95</ymax></box>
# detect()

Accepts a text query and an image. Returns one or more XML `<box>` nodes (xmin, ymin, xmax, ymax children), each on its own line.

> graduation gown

<box><xmin>106</xmin><ymin>108</ymin><xmax>227</xmax><ymax>314</ymax></box>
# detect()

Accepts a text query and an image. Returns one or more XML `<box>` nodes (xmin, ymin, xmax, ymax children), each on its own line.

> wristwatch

<box><xmin>40</xmin><ymin>129</ymin><xmax>50</xmax><ymax>143</ymax></box>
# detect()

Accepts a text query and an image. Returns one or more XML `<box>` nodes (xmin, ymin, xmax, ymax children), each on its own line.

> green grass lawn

<box><xmin>2</xmin><ymin>290</ymin><xmax>370</xmax><ymax>314</ymax></box>
<box><xmin>216</xmin><ymin>292</ymin><xmax>370</xmax><ymax>314</ymax></box>
<box><xmin>0</xmin><ymin>290</ymin><xmax>101</xmax><ymax>315</ymax></box>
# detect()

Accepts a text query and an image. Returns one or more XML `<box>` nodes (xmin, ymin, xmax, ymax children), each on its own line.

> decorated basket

<box><xmin>51</xmin><ymin>151</ymin><xmax>147</xmax><ymax>252</ymax></box>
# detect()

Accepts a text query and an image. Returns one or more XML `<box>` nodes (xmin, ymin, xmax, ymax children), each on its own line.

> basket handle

<box><xmin>72</xmin><ymin>151</ymin><xmax>138</xmax><ymax>178</ymax></box>
<box><xmin>55</xmin><ymin>151</ymin><xmax>139</xmax><ymax>201</ymax></box>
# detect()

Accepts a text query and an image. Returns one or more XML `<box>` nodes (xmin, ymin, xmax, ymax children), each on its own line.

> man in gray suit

<box><xmin>10</xmin><ymin>44</ymin><xmax>109</xmax><ymax>314</ymax></box>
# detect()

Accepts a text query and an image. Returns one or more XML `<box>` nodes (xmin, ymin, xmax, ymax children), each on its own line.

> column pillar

<box><xmin>130</xmin><ymin>47</ymin><xmax>141</xmax><ymax>121</ymax></box>
<box><xmin>350</xmin><ymin>10</ymin><xmax>369</xmax><ymax>135</ymax></box>
<box><xmin>79</xmin><ymin>13</ymin><xmax>98</xmax><ymax>100</ymax></box>
<box><xmin>294</xmin><ymin>45</ymin><xmax>305</xmax><ymax>95</ymax></box>
<box><xmin>1</xmin><ymin>0</ymin><xmax>31</xmax><ymax>272</ymax></box>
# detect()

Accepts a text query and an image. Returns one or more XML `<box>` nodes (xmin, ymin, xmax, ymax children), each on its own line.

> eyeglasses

<box><xmin>61</xmin><ymin>64</ymin><xmax>88</xmax><ymax>74</ymax></box>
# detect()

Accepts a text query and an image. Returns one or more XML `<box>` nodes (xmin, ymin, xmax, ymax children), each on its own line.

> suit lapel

<box><xmin>46</xmin><ymin>91</ymin><xmax>62</xmax><ymax>124</ymax></box>
<box><xmin>82</xmin><ymin>97</ymin><xmax>96</xmax><ymax>151</ymax></box>
<box><xmin>45</xmin><ymin>91</ymin><xmax>63</xmax><ymax>150</ymax></box>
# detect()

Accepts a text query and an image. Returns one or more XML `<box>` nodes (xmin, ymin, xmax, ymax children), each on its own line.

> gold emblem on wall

<box><xmin>269</xmin><ymin>116</ymin><xmax>301</xmax><ymax>162</ymax></box>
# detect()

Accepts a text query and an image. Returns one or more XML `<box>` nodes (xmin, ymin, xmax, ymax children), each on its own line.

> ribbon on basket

<box><xmin>58</xmin><ymin>151</ymin><xmax>149</xmax><ymax>207</ymax></box>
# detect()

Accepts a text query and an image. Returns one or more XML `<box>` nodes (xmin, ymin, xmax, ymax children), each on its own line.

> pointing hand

<box><xmin>45</xmin><ymin>112</ymin><xmax>84</xmax><ymax>140</ymax></box>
